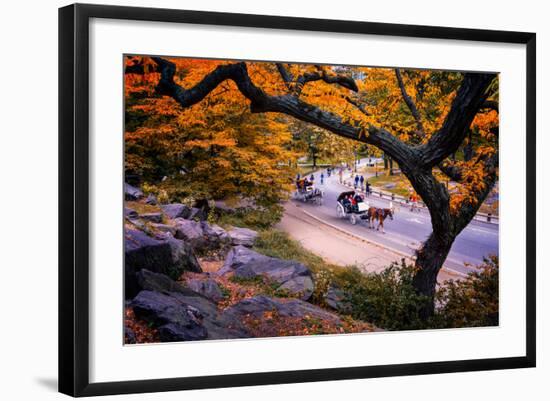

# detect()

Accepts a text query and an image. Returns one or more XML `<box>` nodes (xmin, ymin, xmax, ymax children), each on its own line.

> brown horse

<box><xmin>367</xmin><ymin>207</ymin><xmax>394</xmax><ymax>233</ymax></box>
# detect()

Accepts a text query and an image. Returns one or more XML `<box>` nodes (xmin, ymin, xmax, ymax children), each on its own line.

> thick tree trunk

<box><xmin>412</xmin><ymin>230</ymin><xmax>455</xmax><ymax>317</ymax></box>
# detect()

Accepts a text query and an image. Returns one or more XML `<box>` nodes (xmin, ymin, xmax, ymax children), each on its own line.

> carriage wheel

<box><xmin>336</xmin><ymin>204</ymin><xmax>345</xmax><ymax>218</ymax></box>
<box><xmin>349</xmin><ymin>214</ymin><xmax>358</xmax><ymax>225</ymax></box>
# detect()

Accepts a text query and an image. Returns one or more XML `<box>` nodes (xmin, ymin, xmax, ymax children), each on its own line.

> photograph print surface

<box><xmin>123</xmin><ymin>55</ymin><xmax>499</xmax><ymax>344</ymax></box>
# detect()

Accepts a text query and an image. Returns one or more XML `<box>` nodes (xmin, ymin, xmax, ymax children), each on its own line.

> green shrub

<box><xmin>341</xmin><ymin>260</ymin><xmax>431</xmax><ymax>331</ymax></box>
<box><xmin>217</xmin><ymin>206</ymin><xmax>283</xmax><ymax>230</ymax></box>
<box><xmin>340</xmin><ymin>257</ymin><xmax>499</xmax><ymax>331</ymax></box>
<box><xmin>436</xmin><ymin>255</ymin><xmax>499</xmax><ymax>328</ymax></box>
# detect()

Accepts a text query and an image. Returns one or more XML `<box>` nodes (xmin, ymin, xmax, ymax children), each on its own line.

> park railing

<box><xmin>340</xmin><ymin>178</ymin><xmax>499</xmax><ymax>225</ymax></box>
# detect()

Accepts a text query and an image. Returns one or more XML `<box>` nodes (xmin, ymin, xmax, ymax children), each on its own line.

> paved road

<box><xmin>293</xmin><ymin>167</ymin><xmax>499</xmax><ymax>275</ymax></box>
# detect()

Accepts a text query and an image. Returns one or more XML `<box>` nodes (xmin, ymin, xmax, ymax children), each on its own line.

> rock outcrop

<box><xmin>174</xmin><ymin>219</ymin><xmax>231</xmax><ymax>252</ymax></box>
<box><xmin>125</xmin><ymin>229</ymin><xmax>201</xmax><ymax>298</ymax></box>
<box><xmin>219</xmin><ymin>246</ymin><xmax>314</xmax><ymax>300</ymax></box>
<box><xmin>161</xmin><ymin>203</ymin><xmax>191</xmax><ymax>220</ymax></box>
<box><xmin>186</xmin><ymin>278</ymin><xmax>225</xmax><ymax>302</ymax></box>
<box><xmin>131</xmin><ymin>289</ymin><xmax>250</xmax><ymax>342</ymax></box>
<box><xmin>124</xmin><ymin>183</ymin><xmax>144</xmax><ymax>200</ymax></box>
<box><xmin>226</xmin><ymin>295</ymin><xmax>341</xmax><ymax>323</ymax></box>
<box><xmin>227</xmin><ymin>227</ymin><xmax>258</xmax><ymax>247</ymax></box>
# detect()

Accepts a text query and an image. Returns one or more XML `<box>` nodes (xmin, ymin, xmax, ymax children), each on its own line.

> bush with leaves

<box><xmin>436</xmin><ymin>255</ymin><xmax>499</xmax><ymax>328</ymax></box>
<box><xmin>340</xmin><ymin>257</ymin><xmax>499</xmax><ymax>331</ymax></box>
<box><xmin>340</xmin><ymin>260</ymin><xmax>431</xmax><ymax>330</ymax></box>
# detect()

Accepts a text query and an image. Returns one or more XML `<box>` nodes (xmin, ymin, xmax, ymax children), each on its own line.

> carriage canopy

<box><xmin>337</xmin><ymin>191</ymin><xmax>356</xmax><ymax>202</ymax></box>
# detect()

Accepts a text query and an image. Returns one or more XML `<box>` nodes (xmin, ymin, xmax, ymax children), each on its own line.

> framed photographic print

<box><xmin>58</xmin><ymin>3</ymin><xmax>536</xmax><ymax>397</ymax></box>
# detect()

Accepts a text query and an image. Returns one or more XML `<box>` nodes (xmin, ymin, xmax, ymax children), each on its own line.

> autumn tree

<box><xmin>125</xmin><ymin>56</ymin><xmax>297</xmax><ymax>213</ymax></box>
<box><xmin>128</xmin><ymin>56</ymin><xmax>498</xmax><ymax>318</ymax></box>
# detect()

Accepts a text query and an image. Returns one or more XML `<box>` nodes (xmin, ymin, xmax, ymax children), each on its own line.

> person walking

<box><xmin>410</xmin><ymin>191</ymin><xmax>419</xmax><ymax>212</ymax></box>
<box><xmin>360</xmin><ymin>175</ymin><xmax>365</xmax><ymax>191</ymax></box>
<box><xmin>366</xmin><ymin>181</ymin><xmax>371</xmax><ymax>196</ymax></box>
<box><xmin>320</xmin><ymin>173</ymin><xmax>324</xmax><ymax>185</ymax></box>
<box><xmin>310</xmin><ymin>174</ymin><xmax>315</xmax><ymax>183</ymax></box>
<box><xmin>354</xmin><ymin>174</ymin><xmax>359</xmax><ymax>189</ymax></box>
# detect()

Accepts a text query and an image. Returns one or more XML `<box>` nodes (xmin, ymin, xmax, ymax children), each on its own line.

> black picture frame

<box><xmin>59</xmin><ymin>3</ymin><xmax>536</xmax><ymax>397</ymax></box>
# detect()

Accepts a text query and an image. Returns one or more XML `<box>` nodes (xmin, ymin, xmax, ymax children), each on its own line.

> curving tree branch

<box><xmin>152</xmin><ymin>57</ymin><xmax>415</xmax><ymax>169</ymax></box>
<box><xmin>395</xmin><ymin>68</ymin><xmax>425</xmax><ymax>135</ymax></box>
<box><xmin>416</xmin><ymin>73</ymin><xmax>496</xmax><ymax>168</ymax></box>
<box><xmin>275</xmin><ymin>63</ymin><xmax>358</xmax><ymax>96</ymax></box>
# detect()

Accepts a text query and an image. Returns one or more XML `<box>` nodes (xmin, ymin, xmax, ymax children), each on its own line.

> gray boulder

<box><xmin>150</xmin><ymin>223</ymin><xmax>177</xmax><ymax>236</ymax></box>
<box><xmin>131</xmin><ymin>290</ymin><xmax>250</xmax><ymax>341</ymax></box>
<box><xmin>161</xmin><ymin>203</ymin><xmax>191</xmax><ymax>220</ymax></box>
<box><xmin>124</xmin><ymin>207</ymin><xmax>138</xmax><ymax>219</ymax></box>
<box><xmin>201</xmin><ymin>222</ymin><xmax>231</xmax><ymax>248</ymax></box>
<box><xmin>139</xmin><ymin>212</ymin><xmax>163</xmax><ymax>223</ymax></box>
<box><xmin>186</xmin><ymin>278</ymin><xmax>224</xmax><ymax>302</ymax></box>
<box><xmin>226</xmin><ymin>295</ymin><xmax>341</xmax><ymax>323</ymax></box>
<box><xmin>188</xmin><ymin>207</ymin><xmax>207</xmax><ymax>221</ymax></box>
<box><xmin>220</xmin><ymin>246</ymin><xmax>314</xmax><ymax>300</ymax></box>
<box><xmin>125</xmin><ymin>183</ymin><xmax>144</xmax><ymax>200</ymax></box>
<box><xmin>125</xmin><ymin>229</ymin><xmax>201</xmax><ymax>298</ymax></box>
<box><xmin>145</xmin><ymin>194</ymin><xmax>157</xmax><ymax>205</ymax></box>
<box><xmin>131</xmin><ymin>290</ymin><xmax>207</xmax><ymax>341</ymax></box>
<box><xmin>164</xmin><ymin>235</ymin><xmax>202</xmax><ymax>274</ymax></box>
<box><xmin>174</xmin><ymin>219</ymin><xmax>231</xmax><ymax>252</ymax></box>
<box><xmin>174</xmin><ymin>219</ymin><xmax>207</xmax><ymax>250</ymax></box>
<box><xmin>134</xmin><ymin>269</ymin><xmax>199</xmax><ymax>296</ymax></box>
<box><xmin>218</xmin><ymin>245</ymin><xmax>269</xmax><ymax>275</ymax></box>
<box><xmin>325</xmin><ymin>285</ymin><xmax>352</xmax><ymax>314</ymax></box>
<box><xmin>228</xmin><ymin>227</ymin><xmax>258</xmax><ymax>247</ymax></box>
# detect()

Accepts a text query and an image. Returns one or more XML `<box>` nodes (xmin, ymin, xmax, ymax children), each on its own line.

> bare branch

<box><xmin>274</xmin><ymin>63</ymin><xmax>358</xmax><ymax>96</ymax></box>
<box><xmin>395</xmin><ymin>69</ymin><xmax>425</xmax><ymax>135</ymax></box>
<box><xmin>275</xmin><ymin>63</ymin><xmax>293</xmax><ymax>89</ymax></box>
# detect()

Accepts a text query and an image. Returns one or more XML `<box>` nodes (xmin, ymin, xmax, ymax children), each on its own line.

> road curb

<box><xmin>299</xmin><ymin>207</ymin><xmax>467</xmax><ymax>279</ymax></box>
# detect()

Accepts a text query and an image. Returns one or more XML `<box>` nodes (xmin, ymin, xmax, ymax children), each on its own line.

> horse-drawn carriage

<box><xmin>336</xmin><ymin>190</ymin><xmax>394</xmax><ymax>231</ymax></box>
<box><xmin>293</xmin><ymin>178</ymin><xmax>324</xmax><ymax>205</ymax></box>
<box><xmin>336</xmin><ymin>191</ymin><xmax>370</xmax><ymax>225</ymax></box>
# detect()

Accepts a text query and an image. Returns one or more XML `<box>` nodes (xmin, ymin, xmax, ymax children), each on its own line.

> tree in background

<box><xmin>125</xmin><ymin>56</ymin><xmax>297</xmax><ymax>213</ymax></box>
<box><xmin>290</xmin><ymin>120</ymin><xmax>357</xmax><ymax>168</ymax></box>
<box><xmin>126</xmin><ymin>56</ymin><xmax>498</xmax><ymax>318</ymax></box>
